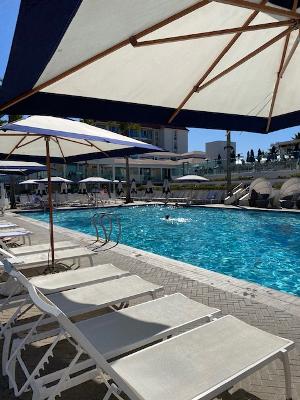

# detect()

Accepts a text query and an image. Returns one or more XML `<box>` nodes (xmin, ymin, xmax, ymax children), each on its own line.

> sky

<box><xmin>0</xmin><ymin>0</ymin><xmax>299</xmax><ymax>158</ymax></box>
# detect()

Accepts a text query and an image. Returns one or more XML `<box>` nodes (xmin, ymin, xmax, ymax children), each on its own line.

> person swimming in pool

<box><xmin>165</xmin><ymin>214</ymin><xmax>170</xmax><ymax>220</ymax></box>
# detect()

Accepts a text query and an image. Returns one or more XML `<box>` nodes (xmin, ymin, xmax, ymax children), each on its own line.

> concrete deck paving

<box><xmin>0</xmin><ymin>207</ymin><xmax>299</xmax><ymax>400</ymax></box>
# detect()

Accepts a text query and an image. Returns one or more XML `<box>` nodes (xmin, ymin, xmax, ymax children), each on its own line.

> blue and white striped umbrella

<box><xmin>0</xmin><ymin>115</ymin><xmax>161</xmax><ymax>266</ymax></box>
<box><xmin>0</xmin><ymin>116</ymin><xmax>160</xmax><ymax>163</ymax></box>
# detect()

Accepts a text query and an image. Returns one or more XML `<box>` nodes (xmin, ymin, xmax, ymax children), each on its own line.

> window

<box><xmin>141</xmin><ymin>129</ymin><xmax>153</xmax><ymax>139</ymax></box>
<box><xmin>129</xmin><ymin>129</ymin><xmax>140</xmax><ymax>138</ymax></box>
<box><xmin>173</xmin><ymin>130</ymin><xmax>178</xmax><ymax>152</ymax></box>
<box><xmin>110</xmin><ymin>126</ymin><xmax>119</xmax><ymax>133</ymax></box>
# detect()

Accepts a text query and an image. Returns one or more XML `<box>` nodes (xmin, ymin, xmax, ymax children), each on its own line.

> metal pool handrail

<box><xmin>91</xmin><ymin>212</ymin><xmax>122</xmax><ymax>249</ymax></box>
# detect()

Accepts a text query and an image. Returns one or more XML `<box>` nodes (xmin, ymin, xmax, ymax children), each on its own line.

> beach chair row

<box><xmin>18</xmin><ymin>193</ymin><xmax>123</xmax><ymax>210</ymax></box>
<box><xmin>0</xmin><ymin>233</ymin><xmax>294</xmax><ymax>400</ymax></box>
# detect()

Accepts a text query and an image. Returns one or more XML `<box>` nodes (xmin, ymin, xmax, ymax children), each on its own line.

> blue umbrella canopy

<box><xmin>0</xmin><ymin>1</ymin><xmax>300</xmax><ymax>133</ymax></box>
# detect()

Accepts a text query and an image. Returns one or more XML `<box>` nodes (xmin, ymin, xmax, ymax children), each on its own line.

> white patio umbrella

<box><xmin>175</xmin><ymin>175</ymin><xmax>209</xmax><ymax>182</ymax></box>
<box><xmin>19</xmin><ymin>179</ymin><xmax>38</xmax><ymax>185</ymax></box>
<box><xmin>19</xmin><ymin>179</ymin><xmax>39</xmax><ymax>195</ymax></box>
<box><xmin>39</xmin><ymin>177</ymin><xmax>73</xmax><ymax>199</ymax></box>
<box><xmin>0</xmin><ymin>116</ymin><xmax>160</xmax><ymax>266</ymax></box>
<box><xmin>38</xmin><ymin>176</ymin><xmax>73</xmax><ymax>183</ymax></box>
<box><xmin>79</xmin><ymin>177</ymin><xmax>112</xmax><ymax>206</ymax></box>
<box><xmin>0</xmin><ymin>161</ymin><xmax>46</xmax><ymax>174</ymax></box>
<box><xmin>2</xmin><ymin>2</ymin><xmax>300</xmax><ymax>134</ymax></box>
<box><xmin>175</xmin><ymin>174</ymin><xmax>209</xmax><ymax>201</ymax></box>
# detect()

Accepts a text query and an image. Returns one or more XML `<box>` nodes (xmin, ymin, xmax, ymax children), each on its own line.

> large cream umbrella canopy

<box><xmin>0</xmin><ymin>115</ymin><xmax>160</xmax><ymax>266</ymax></box>
<box><xmin>1</xmin><ymin>1</ymin><xmax>300</xmax><ymax>132</ymax></box>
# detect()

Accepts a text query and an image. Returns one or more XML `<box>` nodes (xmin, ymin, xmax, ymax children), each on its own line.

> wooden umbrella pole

<box><xmin>45</xmin><ymin>136</ymin><xmax>55</xmax><ymax>267</ymax></box>
<box><xmin>226</xmin><ymin>130</ymin><xmax>232</xmax><ymax>197</ymax></box>
<box><xmin>125</xmin><ymin>157</ymin><xmax>132</xmax><ymax>204</ymax></box>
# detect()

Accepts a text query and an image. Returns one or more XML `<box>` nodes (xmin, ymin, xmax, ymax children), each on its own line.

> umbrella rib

<box><xmin>217</xmin><ymin>0</ymin><xmax>300</xmax><ymax>20</ymax></box>
<box><xmin>196</xmin><ymin>25</ymin><xmax>296</xmax><ymax>94</ymax></box>
<box><xmin>16</xmin><ymin>135</ymin><xmax>43</xmax><ymax>149</ymax></box>
<box><xmin>51</xmin><ymin>137</ymin><xmax>67</xmax><ymax>163</ymax></box>
<box><xmin>0</xmin><ymin>0</ymin><xmax>211</xmax><ymax>112</ymax></box>
<box><xmin>133</xmin><ymin>20</ymin><xmax>294</xmax><ymax>47</ymax></box>
<box><xmin>279</xmin><ymin>29</ymin><xmax>300</xmax><ymax>77</ymax></box>
<box><xmin>56</xmin><ymin>136</ymin><xmax>93</xmax><ymax>147</ymax></box>
<box><xmin>266</xmin><ymin>0</ymin><xmax>298</xmax><ymax>132</ymax></box>
<box><xmin>84</xmin><ymin>139</ymin><xmax>110</xmax><ymax>157</ymax></box>
<box><xmin>168</xmin><ymin>3</ymin><xmax>266</xmax><ymax>123</ymax></box>
<box><xmin>5</xmin><ymin>133</ymin><xmax>29</xmax><ymax>159</ymax></box>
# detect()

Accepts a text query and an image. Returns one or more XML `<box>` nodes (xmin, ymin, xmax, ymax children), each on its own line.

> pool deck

<box><xmin>1</xmin><ymin>207</ymin><xmax>300</xmax><ymax>400</ymax></box>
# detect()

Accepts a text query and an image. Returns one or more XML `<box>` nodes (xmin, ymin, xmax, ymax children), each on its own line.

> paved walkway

<box><xmin>0</xmin><ymin>210</ymin><xmax>300</xmax><ymax>400</ymax></box>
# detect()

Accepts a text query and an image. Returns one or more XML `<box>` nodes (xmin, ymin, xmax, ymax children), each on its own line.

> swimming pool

<box><xmin>22</xmin><ymin>206</ymin><xmax>300</xmax><ymax>296</ymax></box>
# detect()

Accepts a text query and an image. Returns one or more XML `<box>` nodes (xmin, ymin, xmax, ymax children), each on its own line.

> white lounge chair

<box><xmin>8</xmin><ymin>240</ymin><xmax>79</xmax><ymax>256</ymax></box>
<box><xmin>5</xmin><ymin>266</ymin><xmax>220</xmax><ymax>400</ymax></box>
<box><xmin>0</xmin><ymin>223</ymin><xmax>18</xmax><ymax>229</ymax></box>
<box><xmin>0</xmin><ymin>246</ymin><xmax>95</xmax><ymax>271</ymax></box>
<box><xmin>0</xmin><ymin>229</ymin><xmax>32</xmax><ymax>246</ymax></box>
<box><xmin>15</xmin><ymin>277</ymin><xmax>294</xmax><ymax>400</ymax></box>
<box><xmin>0</xmin><ymin>262</ymin><xmax>131</xmax><ymax>313</ymax></box>
<box><xmin>110</xmin><ymin>316</ymin><xmax>294</xmax><ymax>400</ymax></box>
<box><xmin>0</xmin><ymin>227</ymin><xmax>27</xmax><ymax>233</ymax></box>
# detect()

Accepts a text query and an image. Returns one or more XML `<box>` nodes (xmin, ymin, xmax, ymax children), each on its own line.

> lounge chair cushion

<box><xmin>10</xmin><ymin>247</ymin><xmax>94</xmax><ymax>269</ymax></box>
<box><xmin>111</xmin><ymin>315</ymin><xmax>293</xmax><ymax>400</ymax></box>
<box><xmin>31</xmin><ymin>264</ymin><xmax>130</xmax><ymax>293</ymax></box>
<box><xmin>48</xmin><ymin>275</ymin><xmax>162</xmax><ymax>317</ymax></box>
<box><xmin>76</xmin><ymin>293</ymin><xmax>219</xmax><ymax>359</ymax></box>
<box><xmin>11</xmin><ymin>241</ymin><xmax>78</xmax><ymax>256</ymax></box>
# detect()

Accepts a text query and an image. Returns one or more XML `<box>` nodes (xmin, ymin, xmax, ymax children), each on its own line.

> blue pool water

<box><xmin>23</xmin><ymin>206</ymin><xmax>300</xmax><ymax>296</ymax></box>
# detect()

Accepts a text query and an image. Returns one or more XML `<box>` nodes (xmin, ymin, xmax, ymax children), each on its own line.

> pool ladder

<box><xmin>90</xmin><ymin>212</ymin><xmax>122</xmax><ymax>250</ymax></box>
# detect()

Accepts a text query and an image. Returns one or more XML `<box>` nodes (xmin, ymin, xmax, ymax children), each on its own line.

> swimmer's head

<box><xmin>165</xmin><ymin>215</ymin><xmax>170</xmax><ymax>220</ymax></box>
